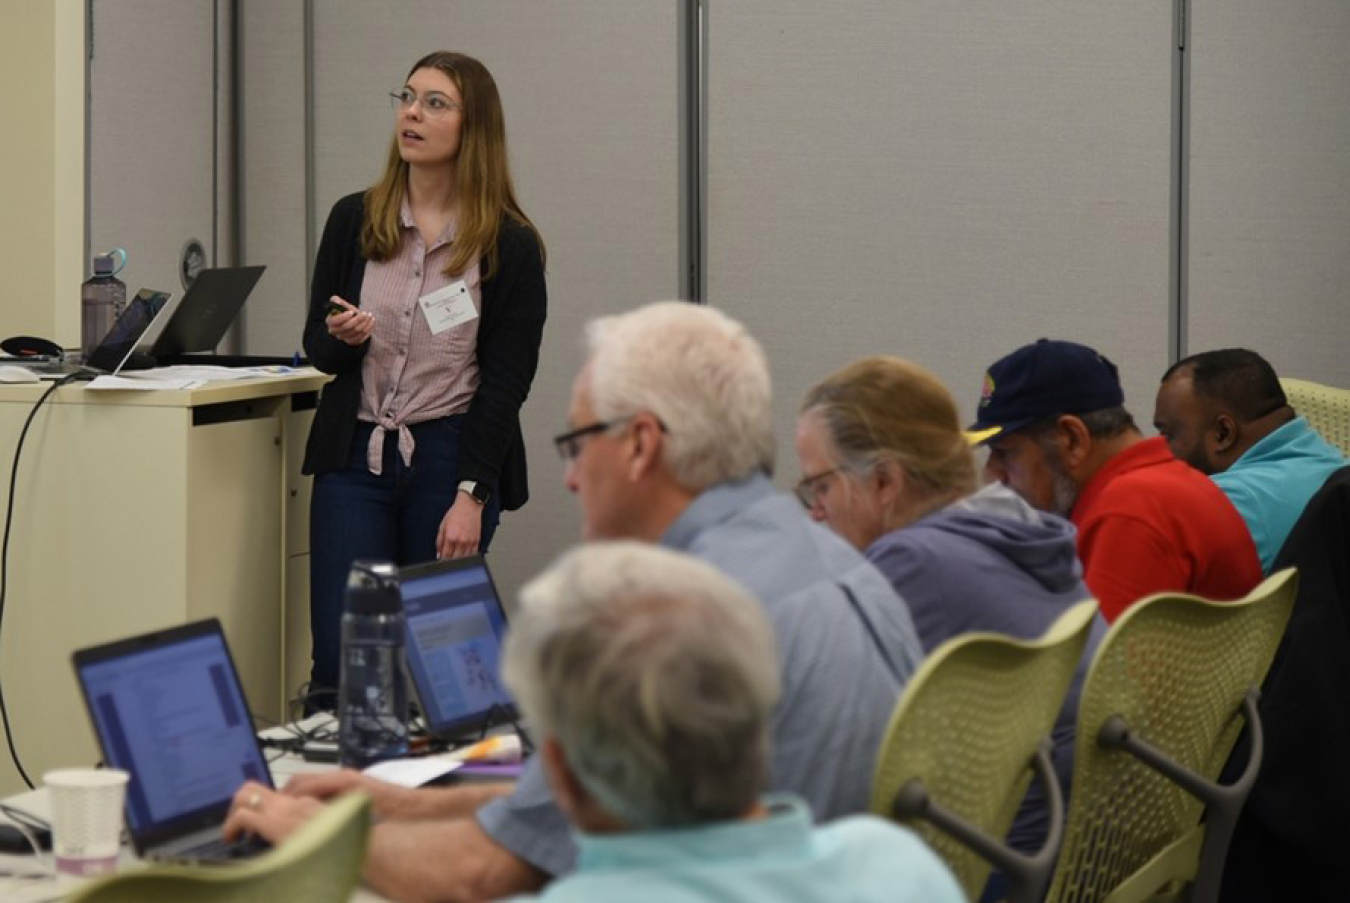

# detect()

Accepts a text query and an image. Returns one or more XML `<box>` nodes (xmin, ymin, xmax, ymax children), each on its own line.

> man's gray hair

<box><xmin>584</xmin><ymin>301</ymin><xmax>776</xmax><ymax>491</ymax></box>
<box><xmin>503</xmin><ymin>542</ymin><xmax>781</xmax><ymax>829</ymax></box>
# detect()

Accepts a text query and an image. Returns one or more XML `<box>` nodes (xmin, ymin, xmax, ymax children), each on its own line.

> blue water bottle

<box><xmin>338</xmin><ymin>560</ymin><xmax>409</xmax><ymax>769</ymax></box>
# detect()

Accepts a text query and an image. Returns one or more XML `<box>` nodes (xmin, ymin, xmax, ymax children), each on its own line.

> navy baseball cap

<box><xmin>967</xmin><ymin>339</ymin><xmax>1125</xmax><ymax>444</ymax></box>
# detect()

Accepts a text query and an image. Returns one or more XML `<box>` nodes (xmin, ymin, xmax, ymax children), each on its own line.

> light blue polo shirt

<box><xmin>504</xmin><ymin>795</ymin><xmax>963</xmax><ymax>903</ymax></box>
<box><xmin>476</xmin><ymin>473</ymin><xmax>925</xmax><ymax>876</ymax></box>
<box><xmin>1213</xmin><ymin>417</ymin><xmax>1346</xmax><ymax>572</ymax></box>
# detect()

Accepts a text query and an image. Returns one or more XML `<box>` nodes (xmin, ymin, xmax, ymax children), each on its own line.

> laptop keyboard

<box><xmin>165</xmin><ymin>834</ymin><xmax>271</xmax><ymax>864</ymax></box>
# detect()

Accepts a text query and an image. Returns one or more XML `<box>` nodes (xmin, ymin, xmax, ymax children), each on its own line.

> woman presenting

<box><xmin>301</xmin><ymin>51</ymin><xmax>546</xmax><ymax>694</ymax></box>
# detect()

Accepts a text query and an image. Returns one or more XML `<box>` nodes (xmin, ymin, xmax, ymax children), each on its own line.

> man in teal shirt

<box><xmin>500</xmin><ymin>542</ymin><xmax>961</xmax><ymax>903</ymax></box>
<box><xmin>1154</xmin><ymin>349</ymin><xmax>1346</xmax><ymax>571</ymax></box>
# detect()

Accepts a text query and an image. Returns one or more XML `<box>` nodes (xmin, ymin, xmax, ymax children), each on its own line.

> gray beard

<box><xmin>1043</xmin><ymin>448</ymin><xmax>1080</xmax><ymax>518</ymax></box>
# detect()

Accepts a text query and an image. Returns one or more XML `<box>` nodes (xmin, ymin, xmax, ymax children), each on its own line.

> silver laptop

<box><xmin>28</xmin><ymin>289</ymin><xmax>173</xmax><ymax>379</ymax></box>
<box><xmin>84</xmin><ymin>289</ymin><xmax>174</xmax><ymax>374</ymax></box>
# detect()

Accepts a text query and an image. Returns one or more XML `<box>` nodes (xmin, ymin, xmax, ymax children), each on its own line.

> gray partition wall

<box><xmin>1187</xmin><ymin>1</ymin><xmax>1350</xmax><ymax>387</ymax></box>
<box><xmin>89</xmin><ymin>0</ymin><xmax>223</xmax><ymax>308</ymax></box>
<box><xmin>92</xmin><ymin>1</ymin><xmax>1350</xmax><ymax>616</ymax></box>
<box><xmin>239</xmin><ymin>0</ymin><xmax>307</xmax><ymax>358</ymax></box>
<box><xmin>241</xmin><ymin>1</ymin><xmax>681</xmax><ymax>605</ymax></box>
<box><xmin>708</xmin><ymin>1</ymin><xmax>1176</xmax><ymax>463</ymax></box>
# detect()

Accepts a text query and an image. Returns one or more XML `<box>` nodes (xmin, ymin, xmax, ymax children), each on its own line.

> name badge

<box><xmin>418</xmin><ymin>280</ymin><xmax>478</xmax><ymax>335</ymax></box>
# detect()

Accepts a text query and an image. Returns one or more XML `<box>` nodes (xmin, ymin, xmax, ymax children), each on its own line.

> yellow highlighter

<box><xmin>447</xmin><ymin>735</ymin><xmax>523</xmax><ymax>764</ymax></box>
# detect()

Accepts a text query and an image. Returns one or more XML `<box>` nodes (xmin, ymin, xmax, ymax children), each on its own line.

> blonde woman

<box><xmin>301</xmin><ymin>51</ymin><xmax>546</xmax><ymax>694</ymax></box>
<box><xmin>797</xmin><ymin>356</ymin><xmax>1101</xmax><ymax>874</ymax></box>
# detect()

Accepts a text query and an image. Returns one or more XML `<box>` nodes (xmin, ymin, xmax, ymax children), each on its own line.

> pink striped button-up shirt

<box><xmin>356</xmin><ymin>200</ymin><xmax>481</xmax><ymax>474</ymax></box>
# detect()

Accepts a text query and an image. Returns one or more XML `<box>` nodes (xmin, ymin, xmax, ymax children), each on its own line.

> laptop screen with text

<box><xmin>401</xmin><ymin>557</ymin><xmax>514</xmax><ymax>737</ymax></box>
<box><xmin>73</xmin><ymin>620</ymin><xmax>271</xmax><ymax>850</ymax></box>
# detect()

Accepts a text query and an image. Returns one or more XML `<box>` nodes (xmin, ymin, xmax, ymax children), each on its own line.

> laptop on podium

<box><xmin>147</xmin><ymin>265</ymin><xmax>265</xmax><ymax>360</ymax></box>
<box><xmin>20</xmin><ymin>288</ymin><xmax>173</xmax><ymax>379</ymax></box>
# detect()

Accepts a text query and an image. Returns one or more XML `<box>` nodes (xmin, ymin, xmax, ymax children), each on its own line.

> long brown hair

<box><xmin>361</xmin><ymin>51</ymin><xmax>544</xmax><ymax>280</ymax></box>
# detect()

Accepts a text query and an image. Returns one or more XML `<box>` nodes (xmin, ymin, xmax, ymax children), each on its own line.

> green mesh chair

<box><xmin>67</xmin><ymin>790</ymin><xmax>371</xmax><ymax>903</ymax></box>
<box><xmin>871</xmin><ymin>600</ymin><xmax>1098</xmax><ymax>903</ymax></box>
<box><xmin>1044</xmin><ymin>569</ymin><xmax>1298</xmax><ymax>903</ymax></box>
<box><xmin>1280</xmin><ymin>377</ymin><xmax>1350</xmax><ymax>455</ymax></box>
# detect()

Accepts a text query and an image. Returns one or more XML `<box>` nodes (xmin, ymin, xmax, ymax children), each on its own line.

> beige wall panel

<box><xmin>709</xmin><ymin>1</ymin><xmax>1174</xmax><ymax>474</ymax></box>
<box><xmin>0</xmin><ymin>0</ymin><xmax>84</xmax><ymax>344</ymax></box>
<box><xmin>1187</xmin><ymin>1</ymin><xmax>1350</xmax><ymax>387</ymax></box>
<box><xmin>306</xmin><ymin>1</ymin><xmax>680</xmax><ymax>605</ymax></box>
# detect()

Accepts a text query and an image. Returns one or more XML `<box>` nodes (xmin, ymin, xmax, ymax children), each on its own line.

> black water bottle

<box><xmin>337</xmin><ymin>561</ymin><xmax>409</xmax><ymax>769</ymax></box>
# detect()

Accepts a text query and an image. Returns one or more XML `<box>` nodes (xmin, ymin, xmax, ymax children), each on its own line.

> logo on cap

<box><xmin>979</xmin><ymin>373</ymin><xmax>995</xmax><ymax>409</ymax></box>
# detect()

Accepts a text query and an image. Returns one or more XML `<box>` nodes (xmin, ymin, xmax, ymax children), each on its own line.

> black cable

<box><xmin>479</xmin><ymin>703</ymin><xmax>533</xmax><ymax>755</ymax></box>
<box><xmin>251</xmin><ymin>710</ymin><xmax>308</xmax><ymax>762</ymax></box>
<box><xmin>0</xmin><ymin>373</ymin><xmax>88</xmax><ymax>790</ymax></box>
<box><xmin>293</xmin><ymin>682</ymin><xmax>412</xmax><ymax>751</ymax></box>
<box><xmin>290</xmin><ymin>683</ymin><xmax>340</xmax><ymax>742</ymax></box>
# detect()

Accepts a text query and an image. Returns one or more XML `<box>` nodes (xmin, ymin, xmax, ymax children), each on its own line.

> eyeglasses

<box><xmin>553</xmin><ymin>415</ymin><xmax>668</xmax><ymax>463</ymax></box>
<box><xmin>389</xmin><ymin>87</ymin><xmax>461</xmax><ymax>119</ymax></box>
<box><xmin>793</xmin><ymin>468</ymin><xmax>844</xmax><ymax>509</ymax></box>
<box><xmin>553</xmin><ymin>418</ymin><xmax>632</xmax><ymax>463</ymax></box>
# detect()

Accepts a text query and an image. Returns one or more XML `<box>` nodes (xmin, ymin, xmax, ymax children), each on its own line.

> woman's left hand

<box><xmin>437</xmin><ymin>492</ymin><xmax>483</xmax><ymax>560</ymax></box>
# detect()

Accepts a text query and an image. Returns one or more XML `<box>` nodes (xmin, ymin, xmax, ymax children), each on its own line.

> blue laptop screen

<box><xmin>77</xmin><ymin>631</ymin><xmax>270</xmax><ymax>834</ymax></box>
<box><xmin>401</xmin><ymin>559</ymin><xmax>512</xmax><ymax>734</ymax></box>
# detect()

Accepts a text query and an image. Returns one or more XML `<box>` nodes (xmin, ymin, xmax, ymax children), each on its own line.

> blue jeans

<box><xmin>308</xmin><ymin>417</ymin><xmax>500</xmax><ymax>694</ymax></box>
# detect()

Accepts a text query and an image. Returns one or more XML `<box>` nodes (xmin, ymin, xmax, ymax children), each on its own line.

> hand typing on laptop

<box><xmin>222</xmin><ymin>782</ymin><xmax>323</xmax><ymax>846</ymax></box>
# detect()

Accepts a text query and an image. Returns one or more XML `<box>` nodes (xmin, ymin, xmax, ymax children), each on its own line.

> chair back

<box><xmin>1045</xmin><ymin>569</ymin><xmax>1298</xmax><ymax>903</ymax></box>
<box><xmin>67</xmin><ymin>790</ymin><xmax>371</xmax><ymax>903</ymax></box>
<box><xmin>1280</xmin><ymin>377</ymin><xmax>1350</xmax><ymax>454</ymax></box>
<box><xmin>871</xmin><ymin>600</ymin><xmax>1098</xmax><ymax>900</ymax></box>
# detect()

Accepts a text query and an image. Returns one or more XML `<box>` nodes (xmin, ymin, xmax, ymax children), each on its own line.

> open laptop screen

<box><xmin>401</xmin><ymin>557</ymin><xmax>514</xmax><ymax>737</ymax></box>
<box><xmin>148</xmin><ymin>266</ymin><xmax>264</xmax><ymax>359</ymax></box>
<box><xmin>73</xmin><ymin>620</ymin><xmax>271</xmax><ymax>848</ymax></box>
<box><xmin>85</xmin><ymin>289</ymin><xmax>171</xmax><ymax>374</ymax></box>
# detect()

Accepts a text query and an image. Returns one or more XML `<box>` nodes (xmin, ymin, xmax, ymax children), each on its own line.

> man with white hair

<box><xmin>502</xmin><ymin>542</ymin><xmax>960</xmax><ymax>901</ymax></box>
<box><xmin>474</xmin><ymin>301</ymin><xmax>923</xmax><ymax>876</ymax></box>
<box><xmin>225</xmin><ymin>302</ymin><xmax>924</xmax><ymax>901</ymax></box>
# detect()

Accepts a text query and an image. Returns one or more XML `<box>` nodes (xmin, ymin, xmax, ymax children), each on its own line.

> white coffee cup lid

<box><xmin>43</xmin><ymin>769</ymin><xmax>130</xmax><ymax>789</ymax></box>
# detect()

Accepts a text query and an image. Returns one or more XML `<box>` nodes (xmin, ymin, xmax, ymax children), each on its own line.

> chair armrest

<box><xmin>1095</xmin><ymin>688</ymin><xmax>1263</xmax><ymax>903</ymax></box>
<box><xmin>893</xmin><ymin>738</ymin><xmax>1063</xmax><ymax>903</ymax></box>
<box><xmin>1096</xmin><ymin>689</ymin><xmax>1263</xmax><ymax>809</ymax></box>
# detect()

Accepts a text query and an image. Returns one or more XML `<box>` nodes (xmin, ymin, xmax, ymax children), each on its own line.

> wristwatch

<box><xmin>457</xmin><ymin>480</ymin><xmax>491</xmax><ymax>505</ymax></box>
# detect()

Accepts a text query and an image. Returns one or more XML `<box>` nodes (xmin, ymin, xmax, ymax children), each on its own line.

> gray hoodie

<box><xmin>865</xmin><ymin>482</ymin><xmax>1105</xmax><ymax>858</ymax></box>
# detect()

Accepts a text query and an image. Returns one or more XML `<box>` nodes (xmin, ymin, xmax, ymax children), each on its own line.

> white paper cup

<box><xmin>43</xmin><ymin>768</ymin><xmax>129</xmax><ymax>876</ymax></box>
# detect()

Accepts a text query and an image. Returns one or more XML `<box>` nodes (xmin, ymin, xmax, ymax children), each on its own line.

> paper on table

<box><xmin>84</xmin><ymin>365</ymin><xmax>303</xmax><ymax>390</ymax></box>
<box><xmin>85</xmin><ymin>375</ymin><xmax>201</xmax><ymax>390</ymax></box>
<box><xmin>133</xmin><ymin>365</ymin><xmax>297</xmax><ymax>382</ymax></box>
<box><xmin>362</xmin><ymin>756</ymin><xmax>462</xmax><ymax>788</ymax></box>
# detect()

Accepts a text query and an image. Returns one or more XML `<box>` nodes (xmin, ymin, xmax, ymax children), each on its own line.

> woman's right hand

<box><xmin>325</xmin><ymin>295</ymin><xmax>375</xmax><ymax>346</ymax></box>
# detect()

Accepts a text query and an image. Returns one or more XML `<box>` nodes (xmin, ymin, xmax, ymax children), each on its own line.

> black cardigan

<box><xmin>300</xmin><ymin>192</ymin><xmax>547</xmax><ymax>511</ymax></box>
